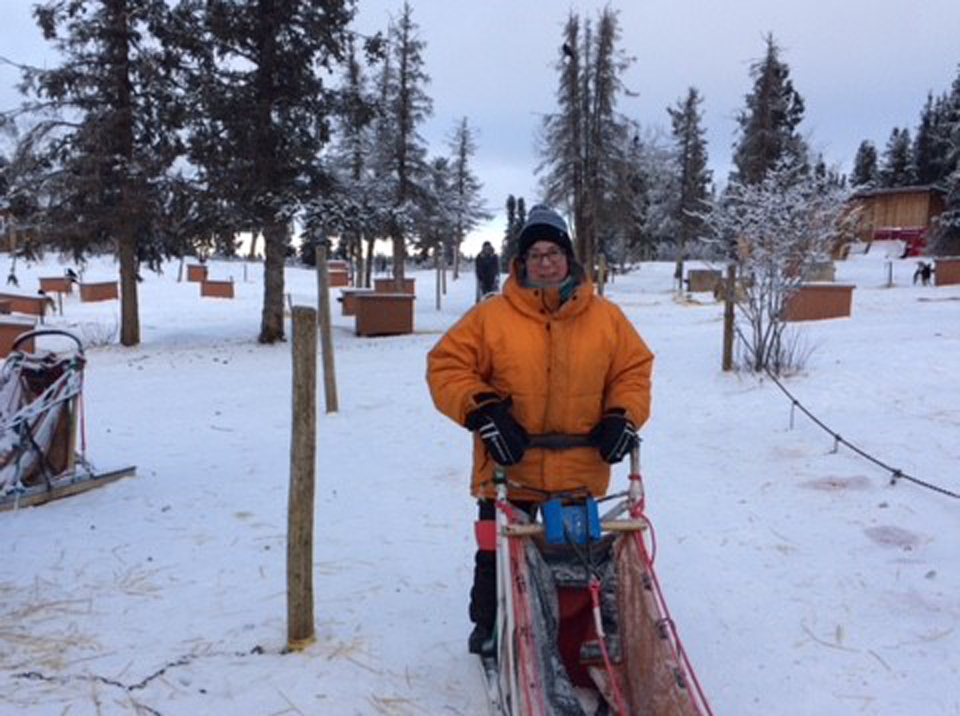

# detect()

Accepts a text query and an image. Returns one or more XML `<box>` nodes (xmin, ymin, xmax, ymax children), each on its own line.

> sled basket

<box><xmin>491</xmin><ymin>438</ymin><xmax>712</xmax><ymax>716</ymax></box>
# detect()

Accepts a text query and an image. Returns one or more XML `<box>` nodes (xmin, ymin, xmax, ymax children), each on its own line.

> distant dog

<box><xmin>913</xmin><ymin>261</ymin><xmax>934</xmax><ymax>286</ymax></box>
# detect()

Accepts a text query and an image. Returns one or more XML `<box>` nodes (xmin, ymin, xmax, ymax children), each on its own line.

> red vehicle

<box><xmin>873</xmin><ymin>227</ymin><xmax>927</xmax><ymax>257</ymax></box>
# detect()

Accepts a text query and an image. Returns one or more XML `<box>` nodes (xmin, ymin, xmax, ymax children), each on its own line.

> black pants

<box><xmin>470</xmin><ymin>498</ymin><xmax>537</xmax><ymax>630</ymax></box>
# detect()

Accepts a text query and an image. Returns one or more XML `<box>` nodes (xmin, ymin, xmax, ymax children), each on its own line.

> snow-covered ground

<box><xmin>1</xmin><ymin>247</ymin><xmax>958</xmax><ymax>715</ymax></box>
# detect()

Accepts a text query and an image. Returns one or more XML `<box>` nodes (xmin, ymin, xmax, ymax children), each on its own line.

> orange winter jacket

<box><xmin>426</xmin><ymin>264</ymin><xmax>653</xmax><ymax>500</ymax></box>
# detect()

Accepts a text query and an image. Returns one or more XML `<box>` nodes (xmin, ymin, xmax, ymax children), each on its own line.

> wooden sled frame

<box><xmin>491</xmin><ymin>438</ymin><xmax>713</xmax><ymax>716</ymax></box>
<box><xmin>0</xmin><ymin>465</ymin><xmax>137</xmax><ymax>511</ymax></box>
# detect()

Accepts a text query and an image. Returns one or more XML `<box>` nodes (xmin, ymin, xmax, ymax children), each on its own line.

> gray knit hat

<box><xmin>517</xmin><ymin>205</ymin><xmax>574</xmax><ymax>259</ymax></box>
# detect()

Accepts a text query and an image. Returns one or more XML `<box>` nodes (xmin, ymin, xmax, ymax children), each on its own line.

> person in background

<box><xmin>426</xmin><ymin>204</ymin><xmax>654</xmax><ymax>656</ymax></box>
<box><xmin>474</xmin><ymin>240</ymin><xmax>500</xmax><ymax>302</ymax></box>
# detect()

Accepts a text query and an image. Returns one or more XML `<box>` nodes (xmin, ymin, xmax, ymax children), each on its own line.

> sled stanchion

<box><xmin>287</xmin><ymin>306</ymin><xmax>317</xmax><ymax>651</ymax></box>
<box><xmin>493</xmin><ymin>465</ymin><xmax>520</xmax><ymax>714</ymax></box>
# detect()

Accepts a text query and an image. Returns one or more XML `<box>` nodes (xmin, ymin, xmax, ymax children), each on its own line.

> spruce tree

<box><xmin>179</xmin><ymin>0</ymin><xmax>354</xmax><ymax>343</ymax></box>
<box><xmin>668</xmin><ymin>87</ymin><xmax>712</xmax><ymax>260</ymax></box>
<box><xmin>308</xmin><ymin>33</ymin><xmax>384</xmax><ymax>287</ymax></box>
<box><xmin>879</xmin><ymin>127</ymin><xmax>915</xmax><ymax>187</ymax></box>
<box><xmin>447</xmin><ymin>117</ymin><xmax>491</xmax><ymax>278</ymax></box>
<box><xmin>376</xmin><ymin>2</ymin><xmax>433</xmax><ymax>283</ymax></box>
<box><xmin>913</xmin><ymin>93</ymin><xmax>942</xmax><ymax>185</ymax></box>
<box><xmin>501</xmin><ymin>194</ymin><xmax>526</xmax><ymax>266</ymax></box>
<box><xmin>731</xmin><ymin>35</ymin><xmax>807</xmax><ymax>185</ymax></box>
<box><xmin>16</xmin><ymin>0</ymin><xmax>183</xmax><ymax>346</ymax></box>
<box><xmin>539</xmin><ymin>8</ymin><xmax>631</xmax><ymax>272</ymax></box>
<box><xmin>851</xmin><ymin>141</ymin><xmax>879</xmax><ymax>188</ymax></box>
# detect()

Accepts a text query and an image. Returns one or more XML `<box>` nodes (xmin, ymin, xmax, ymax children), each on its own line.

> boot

<box><xmin>468</xmin><ymin>623</ymin><xmax>495</xmax><ymax>657</ymax></box>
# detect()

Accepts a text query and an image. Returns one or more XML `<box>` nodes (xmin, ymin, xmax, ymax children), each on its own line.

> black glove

<box><xmin>590</xmin><ymin>408</ymin><xmax>638</xmax><ymax>464</ymax></box>
<box><xmin>465</xmin><ymin>394</ymin><xmax>529</xmax><ymax>466</ymax></box>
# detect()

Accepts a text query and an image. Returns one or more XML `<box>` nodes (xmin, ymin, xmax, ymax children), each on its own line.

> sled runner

<box><xmin>484</xmin><ymin>435</ymin><xmax>712</xmax><ymax>716</ymax></box>
<box><xmin>0</xmin><ymin>329</ymin><xmax>136</xmax><ymax>511</ymax></box>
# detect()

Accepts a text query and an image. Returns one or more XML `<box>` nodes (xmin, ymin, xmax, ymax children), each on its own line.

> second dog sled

<box><xmin>0</xmin><ymin>329</ymin><xmax>136</xmax><ymax>511</ymax></box>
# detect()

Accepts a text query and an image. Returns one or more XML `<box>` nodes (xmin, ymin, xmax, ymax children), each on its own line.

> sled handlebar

<box><xmin>527</xmin><ymin>433</ymin><xmax>640</xmax><ymax>474</ymax></box>
<box><xmin>12</xmin><ymin>329</ymin><xmax>84</xmax><ymax>355</ymax></box>
<box><xmin>527</xmin><ymin>433</ymin><xmax>593</xmax><ymax>450</ymax></box>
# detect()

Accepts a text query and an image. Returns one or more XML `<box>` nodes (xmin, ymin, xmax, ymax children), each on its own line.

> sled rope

<box><xmin>588</xmin><ymin>577</ymin><xmax>629</xmax><ymax>716</ymax></box>
<box><xmin>562</xmin><ymin>510</ymin><xmax>630</xmax><ymax>715</ymax></box>
<box><xmin>629</xmin><ymin>471</ymin><xmax>715</xmax><ymax>716</ymax></box>
<box><xmin>0</xmin><ymin>363</ymin><xmax>83</xmax><ymax>434</ymax></box>
<box><xmin>734</xmin><ymin>325</ymin><xmax>959</xmax><ymax>500</ymax></box>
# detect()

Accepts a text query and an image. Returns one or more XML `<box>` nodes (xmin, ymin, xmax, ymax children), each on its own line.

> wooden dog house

<box><xmin>187</xmin><ymin>264</ymin><xmax>208</xmax><ymax>282</ymax></box>
<box><xmin>339</xmin><ymin>288</ymin><xmax>374</xmax><ymax>316</ymax></box>
<box><xmin>39</xmin><ymin>277</ymin><xmax>73</xmax><ymax>295</ymax></box>
<box><xmin>373</xmin><ymin>277</ymin><xmax>416</xmax><ymax>295</ymax></box>
<box><xmin>685</xmin><ymin>269</ymin><xmax>722</xmax><ymax>293</ymax></box>
<box><xmin>79</xmin><ymin>282</ymin><xmax>119</xmax><ymax>302</ymax></box>
<box><xmin>782</xmin><ymin>283</ymin><xmax>854</xmax><ymax>322</ymax></box>
<box><xmin>354</xmin><ymin>293</ymin><xmax>415</xmax><ymax>336</ymax></box>
<box><xmin>0</xmin><ymin>316</ymin><xmax>36</xmax><ymax>357</ymax></box>
<box><xmin>0</xmin><ymin>292</ymin><xmax>53</xmax><ymax>321</ymax></box>
<box><xmin>934</xmin><ymin>257</ymin><xmax>960</xmax><ymax>286</ymax></box>
<box><xmin>200</xmin><ymin>279</ymin><xmax>235</xmax><ymax>298</ymax></box>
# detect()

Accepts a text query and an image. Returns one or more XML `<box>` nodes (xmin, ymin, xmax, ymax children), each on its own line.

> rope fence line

<box><xmin>734</xmin><ymin>326</ymin><xmax>960</xmax><ymax>501</ymax></box>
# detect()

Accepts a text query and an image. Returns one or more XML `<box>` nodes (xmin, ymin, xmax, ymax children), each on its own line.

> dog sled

<box><xmin>483</xmin><ymin>435</ymin><xmax>713</xmax><ymax>716</ymax></box>
<box><xmin>0</xmin><ymin>329</ymin><xmax>135</xmax><ymax>511</ymax></box>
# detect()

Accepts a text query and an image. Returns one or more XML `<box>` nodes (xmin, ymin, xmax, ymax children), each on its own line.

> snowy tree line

<box><xmin>0</xmin><ymin>2</ymin><xmax>954</xmax><ymax>354</ymax></box>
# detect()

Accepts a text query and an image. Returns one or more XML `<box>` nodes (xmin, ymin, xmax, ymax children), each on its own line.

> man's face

<box><xmin>524</xmin><ymin>240</ymin><xmax>569</xmax><ymax>285</ymax></box>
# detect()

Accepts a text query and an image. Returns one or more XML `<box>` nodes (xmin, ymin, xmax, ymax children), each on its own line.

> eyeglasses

<box><xmin>526</xmin><ymin>248</ymin><xmax>566</xmax><ymax>264</ymax></box>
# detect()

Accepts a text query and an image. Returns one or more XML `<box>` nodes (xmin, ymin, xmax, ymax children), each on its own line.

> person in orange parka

<box><xmin>425</xmin><ymin>204</ymin><xmax>654</xmax><ymax>656</ymax></box>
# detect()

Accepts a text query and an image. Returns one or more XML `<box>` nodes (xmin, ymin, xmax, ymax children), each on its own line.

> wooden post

<box><xmin>442</xmin><ymin>247</ymin><xmax>448</xmax><ymax>294</ymax></box>
<box><xmin>314</xmin><ymin>240</ymin><xmax>339</xmax><ymax>413</ymax></box>
<box><xmin>287</xmin><ymin>306</ymin><xmax>317</xmax><ymax>650</ymax></box>
<box><xmin>597</xmin><ymin>254</ymin><xmax>607</xmax><ymax>296</ymax></box>
<box><xmin>435</xmin><ymin>247</ymin><xmax>442</xmax><ymax>310</ymax></box>
<box><xmin>722</xmin><ymin>263</ymin><xmax>736</xmax><ymax>372</ymax></box>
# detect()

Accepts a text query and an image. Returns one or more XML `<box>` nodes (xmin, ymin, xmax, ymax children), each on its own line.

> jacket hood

<box><xmin>504</xmin><ymin>257</ymin><xmax>593</xmax><ymax>320</ymax></box>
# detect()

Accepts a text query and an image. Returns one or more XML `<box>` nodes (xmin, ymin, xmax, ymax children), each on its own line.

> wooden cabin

<box><xmin>846</xmin><ymin>185</ymin><xmax>947</xmax><ymax>256</ymax></box>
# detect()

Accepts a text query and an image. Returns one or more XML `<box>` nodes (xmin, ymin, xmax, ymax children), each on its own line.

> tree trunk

<box><xmin>353</xmin><ymin>234</ymin><xmax>365</xmax><ymax>289</ymax></box>
<box><xmin>392</xmin><ymin>233</ymin><xmax>405</xmax><ymax>282</ymax></box>
<box><xmin>364</xmin><ymin>236</ymin><xmax>376</xmax><ymax>288</ymax></box>
<box><xmin>118</xmin><ymin>232</ymin><xmax>140</xmax><ymax>346</ymax></box>
<box><xmin>435</xmin><ymin>247</ymin><xmax>442</xmax><ymax>310</ymax></box>
<box><xmin>259</xmin><ymin>220</ymin><xmax>287</xmax><ymax>343</ymax></box>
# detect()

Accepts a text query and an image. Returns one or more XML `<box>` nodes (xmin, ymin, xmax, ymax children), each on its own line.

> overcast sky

<box><xmin>2</xmin><ymin>0</ymin><xmax>959</xmax><ymax>252</ymax></box>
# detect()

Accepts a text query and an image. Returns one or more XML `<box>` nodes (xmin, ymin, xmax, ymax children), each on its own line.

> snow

<box><xmin>1</xmin><ymin>249</ymin><xmax>958</xmax><ymax>715</ymax></box>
